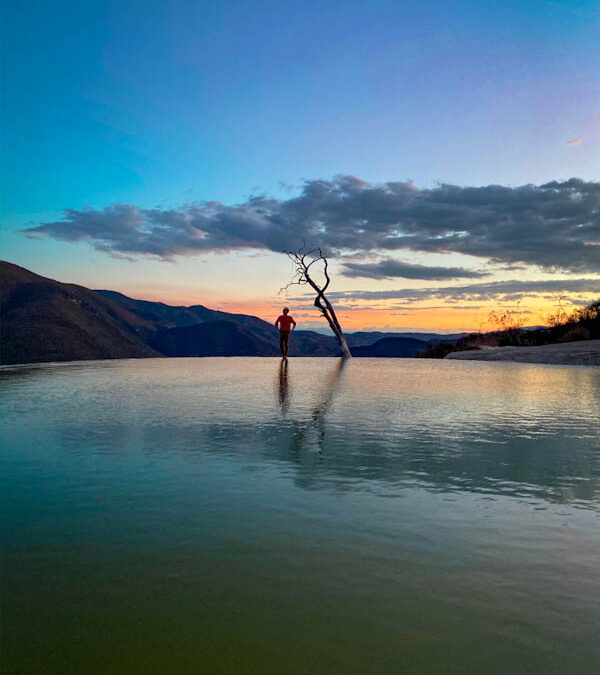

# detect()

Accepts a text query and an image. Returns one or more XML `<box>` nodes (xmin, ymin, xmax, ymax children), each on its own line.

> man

<box><xmin>274</xmin><ymin>307</ymin><xmax>296</xmax><ymax>358</ymax></box>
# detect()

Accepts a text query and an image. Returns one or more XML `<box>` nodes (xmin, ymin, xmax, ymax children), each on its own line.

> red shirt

<box><xmin>276</xmin><ymin>314</ymin><xmax>296</xmax><ymax>331</ymax></box>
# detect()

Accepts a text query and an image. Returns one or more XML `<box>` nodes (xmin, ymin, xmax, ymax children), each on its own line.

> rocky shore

<box><xmin>445</xmin><ymin>339</ymin><xmax>600</xmax><ymax>366</ymax></box>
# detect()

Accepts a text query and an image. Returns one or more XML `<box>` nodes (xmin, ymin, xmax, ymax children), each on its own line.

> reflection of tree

<box><xmin>5</xmin><ymin>362</ymin><xmax>599</xmax><ymax>509</ymax></box>
<box><xmin>287</xmin><ymin>357</ymin><xmax>348</xmax><ymax>454</ymax></box>
<box><xmin>140</xmin><ymin>409</ymin><xmax>600</xmax><ymax>506</ymax></box>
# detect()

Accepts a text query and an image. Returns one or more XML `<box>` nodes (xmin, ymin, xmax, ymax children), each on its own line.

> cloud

<box><xmin>322</xmin><ymin>278</ymin><xmax>600</xmax><ymax>304</ymax></box>
<box><xmin>341</xmin><ymin>258</ymin><xmax>486</xmax><ymax>280</ymax></box>
<box><xmin>566</xmin><ymin>139</ymin><xmax>582</xmax><ymax>146</ymax></box>
<box><xmin>22</xmin><ymin>175</ymin><xmax>600</xmax><ymax>273</ymax></box>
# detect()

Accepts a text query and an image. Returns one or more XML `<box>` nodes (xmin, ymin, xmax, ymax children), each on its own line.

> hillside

<box><xmin>2</xmin><ymin>261</ymin><xmax>466</xmax><ymax>364</ymax></box>
<box><xmin>352</xmin><ymin>336</ymin><xmax>428</xmax><ymax>357</ymax></box>
<box><xmin>98</xmin><ymin>289</ymin><xmax>340</xmax><ymax>356</ymax></box>
<box><xmin>0</xmin><ymin>262</ymin><xmax>341</xmax><ymax>364</ymax></box>
<box><xmin>0</xmin><ymin>262</ymin><xmax>160</xmax><ymax>364</ymax></box>
<box><xmin>148</xmin><ymin>321</ymin><xmax>280</xmax><ymax>357</ymax></box>
<box><xmin>346</xmin><ymin>331</ymin><xmax>464</xmax><ymax>347</ymax></box>
<box><xmin>96</xmin><ymin>289</ymin><xmax>280</xmax><ymax>340</ymax></box>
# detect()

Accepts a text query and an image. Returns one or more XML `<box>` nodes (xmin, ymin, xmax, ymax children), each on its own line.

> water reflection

<box><xmin>3</xmin><ymin>358</ymin><xmax>600</xmax><ymax>675</ymax></box>
<box><xmin>285</xmin><ymin>357</ymin><xmax>348</xmax><ymax>454</ymax></box>
<box><xmin>2</xmin><ymin>358</ymin><xmax>599</xmax><ymax>509</ymax></box>
<box><xmin>277</xmin><ymin>359</ymin><xmax>289</xmax><ymax>414</ymax></box>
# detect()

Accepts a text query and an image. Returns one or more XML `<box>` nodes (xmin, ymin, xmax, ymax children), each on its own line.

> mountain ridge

<box><xmin>1</xmin><ymin>261</ymin><xmax>160</xmax><ymax>364</ymax></box>
<box><xmin>352</xmin><ymin>336</ymin><xmax>429</xmax><ymax>357</ymax></box>
<box><xmin>1</xmin><ymin>261</ymin><xmax>458</xmax><ymax>364</ymax></box>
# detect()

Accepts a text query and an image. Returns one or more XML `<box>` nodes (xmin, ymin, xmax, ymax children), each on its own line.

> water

<box><xmin>2</xmin><ymin>357</ymin><xmax>599</xmax><ymax>674</ymax></box>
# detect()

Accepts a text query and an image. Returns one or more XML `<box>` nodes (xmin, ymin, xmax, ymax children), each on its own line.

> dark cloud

<box><xmin>341</xmin><ymin>258</ymin><xmax>486</xmax><ymax>280</ymax></box>
<box><xmin>323</xmin><ymin>278</ymin><xmax>600</xmax><ymax>304</ymax></box>
<box><xmin>22</xmin><ymin>175</ymin><xmax>600</xmax><ymax>272</ymax></box>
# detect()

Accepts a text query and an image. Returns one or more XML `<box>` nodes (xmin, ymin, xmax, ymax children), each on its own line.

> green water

<box><xmin>2</xmin><ymin>358</ymin><xmax>599</xmax><ymax>674</ymax></box>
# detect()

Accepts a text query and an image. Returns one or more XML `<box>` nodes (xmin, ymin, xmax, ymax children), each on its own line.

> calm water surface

<box><xmin>2</xmin><ymin>358</ymin><xmax>600</xmax><ymax>674</ymax></box>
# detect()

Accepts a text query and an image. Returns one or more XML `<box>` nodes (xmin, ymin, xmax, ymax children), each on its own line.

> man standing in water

<box><xmin>275</xmin><ymin>307</ymin><xmax>296</xmax><ymax>358</ymax></box>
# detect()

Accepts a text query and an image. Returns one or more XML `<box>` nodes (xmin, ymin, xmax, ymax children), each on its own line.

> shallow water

<box><xmin>2</xmin><ymin>357</ymin><xmax>599</xmax><ymax>674</ymax></box>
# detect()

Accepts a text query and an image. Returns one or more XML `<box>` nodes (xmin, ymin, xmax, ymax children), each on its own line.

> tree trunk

<box><xmin>283</xmin><ymin>247</ymin><xmax>352</xmax><ymax>358</ymax></box>
<box><xmin>308</xmin><ymin>279</ymin><xmax>352</xmax><ymax>358</ymax></box>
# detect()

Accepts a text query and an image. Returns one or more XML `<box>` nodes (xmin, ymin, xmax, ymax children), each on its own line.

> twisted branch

<box><xmin>280</xmin><ymin>246</ymin><xmax>351</xmax><ymax>358</ymax></box>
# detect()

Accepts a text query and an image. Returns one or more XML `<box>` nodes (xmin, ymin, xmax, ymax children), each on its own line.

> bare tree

<box><xmin>282</xmin><ymin>246</ymin><xmax>352</xmax><ymax>358</ymax></box>
<box><xmin>544</xmin><ymin>292</ymin><xmax>570</xmax><ymax>328</ymax></box>
<box><xmin>487</xmin><ymin>300</ymin><xmax>525</xmax><ymax>346</ymax></box>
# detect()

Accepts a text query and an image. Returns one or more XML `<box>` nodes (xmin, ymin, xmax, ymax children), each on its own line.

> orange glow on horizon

<box><xmin>113</xmin><ymin>286</ymin><xmax>591</xmax><ymax>333</ymax></box>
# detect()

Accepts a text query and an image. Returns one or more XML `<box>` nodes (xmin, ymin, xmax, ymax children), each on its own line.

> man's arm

<box><xmin>292</xmin><ymin>317</ymin><xmax>297</xmax><ymax>330</ymax></box>
<box><xmin>274</xmin><ymin>318</ymin><xmax>279</xmax><ymax>329</ymax></box>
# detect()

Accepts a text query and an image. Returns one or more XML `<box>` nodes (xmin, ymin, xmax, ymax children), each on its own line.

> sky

<box><xmin>2</xmin><ymin>0</ymin><xmax>599</xmax><ymax>332</ymax></box>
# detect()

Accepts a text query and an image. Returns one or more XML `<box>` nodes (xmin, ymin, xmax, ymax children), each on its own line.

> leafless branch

<box><xmin>279</xmin><ymin>247</ymin><xmax>351</xmax><ymax>358</ymax></box>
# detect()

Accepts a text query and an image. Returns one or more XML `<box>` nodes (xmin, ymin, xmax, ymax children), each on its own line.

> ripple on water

<box><xmin>1</xmin><ymin>358</ymin><xmax>600</xmax><ymax>674</ymax></box>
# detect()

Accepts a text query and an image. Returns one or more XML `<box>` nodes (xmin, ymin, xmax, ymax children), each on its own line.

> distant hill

<box><xmin>0</xmin><ymin>261</ymin><xmax>159</xmax><ymax>364</ymax></box>
<box><xmin>98</xmin><ymin>289</ymin><xmax>341</xmax><ymax>356</ymax></box>
<box><xmin>288</xmin><ymin>330</ymin><xmax>339</xmax><ymax>356</ymax></box>
<box><xmin>148</xmin><ymin>321</ymin><xmax>280</xmax><ymax>357</ymax></box>
<box><xmin>1</xmin><ymin>261</ymin><xmax>467</xmax><ymax>364</ymax></box>
<box><xmin>346</xmin><ymin>331</ymin><xmax>465</xmax><ymax>347</ymax></box>
<box><xmin>95</xmin><ymin>289</ymin><xmax>280</xmax><ymax>340</ymax></box>
<box><xmin>0</xmin><ymin>262</ymin><xmax>341</xmax><ymax>364</ymax></box>
<box><xmin>96</xmin><ymin>290</ymin><xmax>226</xmax><ymax>329</ymax></box>
<box><xmin>351</xmin><ymin>336</ymin><xmax>429</xmax><ymax>357</ymax></box>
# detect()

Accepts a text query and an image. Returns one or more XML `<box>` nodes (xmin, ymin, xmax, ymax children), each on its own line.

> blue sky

<box><xmin>2</xmin><ymin>0</ymin><xmax>599</xmax><ymax>329</ymax></box>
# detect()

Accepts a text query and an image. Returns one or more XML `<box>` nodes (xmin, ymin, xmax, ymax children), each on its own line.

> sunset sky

<box><xmin>2</xmin><ymin>0</ymin><xmax>599</xmax><ymax>332</ymax></box>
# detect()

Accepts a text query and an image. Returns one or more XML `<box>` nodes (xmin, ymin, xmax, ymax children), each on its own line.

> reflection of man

<box><xmin>278</xmin><ymin>358</ymin><xmax>289</xmax><ymax>413</ymax></box>
<box><xmin>275</xmin><ymin>307</ymin><xmax>296</xmax><ymax>358</ymax></box>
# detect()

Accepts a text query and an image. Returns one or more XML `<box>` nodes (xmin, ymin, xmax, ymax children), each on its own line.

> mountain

<box><xmin>148</xmin><ymin>323</ymin><xmax>340</xmax><ymax>357</ymax></box>
<box><xmin>95</xmin><ymin>290</ymin><xmax>279</xmax><ymax>340</ymax></box>
<box><xmin>288</xmin><ymin>330</ymin><xmax>339</xmax><ymax>356</ymax></box>
<box><xmin>1</xmin><ymin>261</ymin><xmax>457</xmax><ymax>364</ymax></box>
<box><xmin>97</xmin><ymin>293</ymin><xmax>456</xmax><ymax>354</ymax></box>
<box><xmin>345</xmin><ymin>331</ymin><xmax>466</xmax><ymax>347</ymax></box>
<box><xmin>148</xmin><ymin>321</ymin><xmax>280</xmax><ymax>357</ymax></box>
<box><xmin>351</xmin><ymin>336</ymin><xmax>429</xmax><ymax>357</ymax></box>
<box><xmin>0</xmin><ymin>262</ymin><xmax>340</xmax><ymax>364</ymax></box>
<box><xmin>97</xmin><ymin>290</ymin><xmax>341</xmax><ymax>356</ymax></box>
<box><xmin>0</xmin><ymin>261</ymin><xmax>160</xmax><ymax>364</ymax></box>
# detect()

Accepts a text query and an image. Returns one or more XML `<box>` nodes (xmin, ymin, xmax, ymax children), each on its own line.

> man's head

<box><xmin>283</xmin><ymin>307</ymin><xmax>289</xmax><ymax>314</ymax></box>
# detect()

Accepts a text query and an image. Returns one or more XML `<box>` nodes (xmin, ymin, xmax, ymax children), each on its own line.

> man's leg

<box><xmin>281</xmin><ymin>331</ymin><xmax>289</xmax><ymax>357</ymax></box>
<box><xmin>279</xmin><ymin>331</ymin><xmax>285</xmax><ymax>356</ymax></box>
